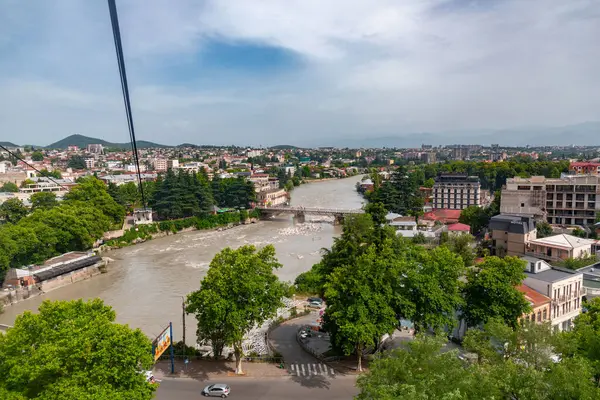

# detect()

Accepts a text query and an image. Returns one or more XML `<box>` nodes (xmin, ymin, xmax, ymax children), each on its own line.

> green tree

<box><xmin>403</xmin><ymin>246</ymin><xmax>465</xmax><ymax>332</ymax></box>
<box><xmin>63</xmin><ymin>176</ymin><xmax>125</xmax><ymax>225</ymax></box>
<box><xmin>30</xmin><ymin>192</ymin><xmax>58</xmax><ymax>210</ymax></box>
<box><xmin>323</xmin><ymin>243</ymin><xmax>400</xmax><ymax>371</ymax></box>
<box><xmin>0</xmin><ymin>198</ymin><xmax>28</xmax><ymax>224</ymax></box>
<box><xmin>459</xmin><ymin>205</ymin><xmax>489</xmax><ymax>235</ymax></box>
<box><xmin>445</xmin><ymin>233</ymin><xmax>476</xmax><ymax>268</ymax></box>
<box><xmin>186</xmin><ymin>245</ymin><xmax>285</xmax><ymax>374</ymax></box>
<box><xmin>0</xmin><ymin>182</ymin><xmax>19</xmax><ymax>193</ymax></box>
<box><xmin>0</xmin><ymin>299</ymin><xmax>155</xmax><ymax>400</ymax></box>
<box><xmin>30</xmin><ymin>151</ymin><xmax>44</xmax><ymax>161</ymax></box>
<box><xmin>536</xmin><ymin>221</ymin><xmax>554</xmax><ymax>238</ymax></box>
<box><xmin>356</xmin><ymin>335</ymin><xmax>494</xmax><ymax>400</ymax></box>
<box><xmin>423</xmin><ymin>177</ymin><xmax>435</xmax><ymax>188</ymax></box>
<box><xmin>67</xmin><ymin>155</ymin><xmax>86</xmax><ymax>170</ymax></box>
<box><xmin>39</xmin><ymin>169</ymin><xmax>61</xmax><ymax>179</ymax></box>
<box><xmin>462</xmin><ymin>256</ymin><xmax>530</xmax><ymax>328</ymax></box>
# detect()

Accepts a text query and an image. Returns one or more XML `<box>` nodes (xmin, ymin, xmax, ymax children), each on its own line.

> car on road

<box><xmin>307</xmin><ymin>297</ymin><xmax>323</xmax><ymax>305</ymax></box>
<box><xmin>307</xmin><ymin>301</ymin><xmax>323</xmax><ymax>309</ymax></box>
<box><xmin>202</xmin><ymin>383</ymin><xmax>230</xmax><ymax>397</ymax></box>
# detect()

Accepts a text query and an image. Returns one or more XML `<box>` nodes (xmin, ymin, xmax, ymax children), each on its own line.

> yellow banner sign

<box><xmin>153</xmin><ymin>325</ymin><xmax>172</xmax><ymax>361</ymax></box>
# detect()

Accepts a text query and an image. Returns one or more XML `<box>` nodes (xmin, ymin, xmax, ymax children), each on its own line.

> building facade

<box><xmin>521</xmin><ymin>256</ymin><xmax>584</xmax><ymax>332</ymax></box>
<box><xmin>500</xmin><ymin>175</ymin><xmax>600</xmax><ymax>226</ymax></box>
<box><xmin>432</xmin><ymin>173</ymin><xmax>481</xmax><ymax>210</ymax></box>
<box><xmin>525</xmin><ymin>234</ymin><xmax>595</xmax><ymax>262</ymax></box>
<box><xmin>516</xmin><ymin>284</ymin><xmax>551</xmax><ymax>325</ymax></box>
<box><xmin>569</xmin><ymin>162</ymin><xmax>600</xmax><ymax>175</ymax></box>
<box><xmin>489</xmin><ymin>214</ymin><xmax>537</xmax><ymax>257</ymax></box>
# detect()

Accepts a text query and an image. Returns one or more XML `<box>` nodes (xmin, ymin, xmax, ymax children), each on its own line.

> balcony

<box><xmin>525</xmin><ymin>251</ymin><xmax>563</xmax><ymax>262</ymax></box>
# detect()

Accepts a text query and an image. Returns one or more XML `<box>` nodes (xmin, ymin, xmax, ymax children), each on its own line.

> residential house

<box><xmin>256</xmin><ymin>188</ymin><xmax>288</xmax><ymax>207</ymax></box>
<box><xmin>574</xmin><ymin>262</ymin><xmax>600</xmax><ymax>299</ymax></box>
<box><xmin>489</xmin><ymin>214</ymin><xmax>537</xmax><ymax>257</ymax></box>
<box><xmin>521</xmin><ymin>256</ymin><xmax>584</xmax><ymax>332</ymax></box>
<box><xmin>569</xmin><ymin>162</ymin><xmax>600</xmax><ymax>175</ymax></box>
<box><xmin>525</xmin><ymin>234</ymin><xmax>595</xmax><ymax>262</ymax></box>
<box><xmin>422</xmin><ymin>209</ymin><xmax>462</xmax><ymax>224</ymax></box>
<box><xmin>516</xmin><ymin>284</ymin><xmax>551</xmax><ymax>325</ymax></box>
<box><xmin>447</xmin><ymin>223</ymin><xmax>471</xmax><ymax>235</ymax></box>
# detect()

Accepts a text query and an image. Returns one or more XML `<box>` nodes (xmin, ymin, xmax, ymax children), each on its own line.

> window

<box><xmin>543</xmin><ymin>309</ymin><xmax>547</xmax><ymax>320</ymax></box>
<box><xmin>521</xmin><ymin>203</ymin><xmax>525</xmax><ymax>207</ymax></box>
<box><xmin>537</xmin><ymin>312</ymin><xmax>541</xmax><ymax>322</ymax></box>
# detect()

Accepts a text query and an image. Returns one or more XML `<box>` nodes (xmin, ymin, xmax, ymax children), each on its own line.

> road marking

<box><xmin>301</xmin><ymin>364</ymin><xmax>306</xmax><ymax>376</ymax></box>
<box><xmin>330</xmin><ymin>368</ymin><xmax>335</xmax><ymax>375</ymax></box>
<box><xmin>312</xmin><ymin>364</ymin><xmax>318</xmax><ymax>375</ymax></box>
<box><xmin>290</xmin><ymin>364</ymin><xmax>296</xmax><ymax>375</ymax></box>
<box><xmin>319</xmin><ymin>364</ymin><xmax>326</xmax><ymax>374</ymax></box>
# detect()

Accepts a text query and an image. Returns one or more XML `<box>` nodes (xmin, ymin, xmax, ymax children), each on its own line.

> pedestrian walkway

<box><xmin>289</xmin><ymin>362</ymin><xmax>335</xmax><ymax>377</ymax></box>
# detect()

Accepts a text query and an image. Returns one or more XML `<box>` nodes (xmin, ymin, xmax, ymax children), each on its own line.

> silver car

<box><xmin>202</xmin><ymin>383</ymin><xmax>231</xmax><ymax>398</ymax></box>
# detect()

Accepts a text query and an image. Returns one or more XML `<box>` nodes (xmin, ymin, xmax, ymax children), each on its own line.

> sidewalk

<box><xmin>153</xmin><ymin>359</ymin><xmax>290</xmax><ymax>381</ymax></box>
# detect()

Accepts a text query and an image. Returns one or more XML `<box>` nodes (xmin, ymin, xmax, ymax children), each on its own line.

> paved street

<box><xmin>155</xmin><ymin>376</ymin><xmax>359</xmax><ymax>399</ymax></box>
<box><xmin>269</xmin><ymin>311</ymin><xmax>323</xmax><ymax>366</ymax></box>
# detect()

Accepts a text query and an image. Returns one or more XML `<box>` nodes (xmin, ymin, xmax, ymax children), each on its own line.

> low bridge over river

<box><xmin>256</xmin><ymin>206</ymin><xmax>364</xmax><ymax>224</ymax></box>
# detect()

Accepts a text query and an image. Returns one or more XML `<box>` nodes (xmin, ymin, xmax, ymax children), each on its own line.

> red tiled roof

<box><xmin>448</xmin><ymin>222</ymin><xmax>471</xmax><ymax>232</ymax></box>
<box><xmin>570</xmin><ymin>162</ymin><xmax>600</xmax><ymax>167</ymax></box>
<box><xmin>422</xmin><ymin>209</ymin><xmax>462</xmax><ymax>223</ymax></box>
<box><xmin>516</xmin><ymin>284</ymin><xmax>551</xmax><ymax>307</ymax></box>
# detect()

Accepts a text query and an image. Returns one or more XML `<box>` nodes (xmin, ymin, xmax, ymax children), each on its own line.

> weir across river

<box><xmin>256</xmin><ymin>206</ymin><xmax>364</xmax><ymax>224</ymax></box>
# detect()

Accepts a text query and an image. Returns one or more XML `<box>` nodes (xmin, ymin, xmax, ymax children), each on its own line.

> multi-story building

<box><xmin>86</xmin><ymin>144</ymin><xmax>104</xmax><ymax>154</ymax></box>
<box><xmin>256</xmin><ymin>188</ymin><xmax>288</xmax><ymax>207</ymax></box>
<box><xmin>500</xmin><ymin>175</ymin><xmax>600</xmax><ymax>226</ymax></box>
<box><xmin>167</xmin><ymin>159</ymin><xmax>179</xmax><ymax>170</ymax></box>
<box><xmin>420</xmin><ymin>152</ymin><xmax>436</xmax><ymax>164</ymax></box>
<box><xmin>432</xmin><ymin>173</ymin><xmax>481</xmax><ymax>210</ymax></box>
<box><xmin>84</xmin><ymin>158</ymin><xmax>95</xmax><ymax>169</ymax></box>
<box><xmin>152</xmin><ymin>158</ymin><xmax>167</xmax><ymax>172</ymax></box>
<box><xmin>451</xmin><ymin>147</ymin><xmax>470</xmax><ymax>160</ymax></box>
<box><xmin>516</xmin><ymin>284</ymin><xmax>551</xmax><ymax>325</ymax></box>
<box><xmin>489</xmin><ymin>214</ymin><xmax>537</xmax><ymax>256</ymax></box>
<box><xmin>569</xmin><ymin>162</ymin><xmax>600</xmax><ymax>175</ymax></box>
<box><xmin>521</xmin><ymin>256</ymin><xmax>584</xmax><ymax>332</ymax></box>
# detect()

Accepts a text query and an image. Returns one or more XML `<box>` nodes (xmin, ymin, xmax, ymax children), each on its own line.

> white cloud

<box><xmin>0</xmin><ymin>0</ymin><xmax>599</xmax><ymax>145</ymax></box>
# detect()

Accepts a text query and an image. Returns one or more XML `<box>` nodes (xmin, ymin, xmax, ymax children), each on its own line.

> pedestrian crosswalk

<box><xmin>289</xmin><ymin>363</ymin><xmax>335</xmax><ymax>377</ymax></box>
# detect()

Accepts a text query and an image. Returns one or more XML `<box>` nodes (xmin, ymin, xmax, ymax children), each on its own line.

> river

<box><xmin>0</xmin><ymin>175</ymin><xmax>364</xmax><ymax>340</ymax></box>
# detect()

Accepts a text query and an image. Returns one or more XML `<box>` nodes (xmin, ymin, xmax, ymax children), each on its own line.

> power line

<box><xmin>107</xmin><ymin>0</ymin><xmax>147</xmax><ymax>209</ymax></box>
<box><xmin>0</xmin><ymin>144</ymin><xmax>71</xmax><ymax>192</ymax></box>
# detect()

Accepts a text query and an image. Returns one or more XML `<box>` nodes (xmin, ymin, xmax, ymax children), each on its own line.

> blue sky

<box><xmin>0</xmin><ymin>0</ymin><xmax>599</xmax><ymax>146</ymax></box>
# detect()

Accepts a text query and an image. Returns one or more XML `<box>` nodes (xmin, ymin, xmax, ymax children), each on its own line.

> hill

<box><xmin>0</xmin><ymin>141</ymin><xmax>19</xmax><ymax>148</ymax></box>
<box><xmin>45</xmin><ymin>134</ymin><xmax>166</xmax><ymax>149</ymax></box>
<box><xmin>270</xmin><ymin>145</ymin><xmax>299</xmax><ymax>150</ymax></box>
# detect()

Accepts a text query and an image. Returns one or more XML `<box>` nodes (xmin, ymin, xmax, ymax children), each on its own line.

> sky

<box><xmin>0</xmin><ymin>0</ymin><xmax>599</xmax><ymax>147</ymax></box>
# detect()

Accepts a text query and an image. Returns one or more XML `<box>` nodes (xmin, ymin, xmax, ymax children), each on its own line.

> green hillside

<box><xmin>45</xmin><ymin>134</ymin><xmax>166</xmax><ymax>149</ymax></box>
<box><xmin>0</xmin><ymin>141</ymin><xmax>19</xmax><ymax>148</ymax></box>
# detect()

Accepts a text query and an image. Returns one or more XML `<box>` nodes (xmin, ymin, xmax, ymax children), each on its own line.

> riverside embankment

<box><xmin>0</xmin><ymin>175</ymin><xmax>364</xmax><ymax>341</ymax></box>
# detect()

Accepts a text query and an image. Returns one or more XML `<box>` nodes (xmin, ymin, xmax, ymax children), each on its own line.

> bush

<box><xmin>294</xmin><ymin>270</ymin><xmax>323</xmax><ymax>294</ymax></box>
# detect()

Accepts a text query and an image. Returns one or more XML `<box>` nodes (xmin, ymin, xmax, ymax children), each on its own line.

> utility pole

<box><xmin>182</xmin><ymin>296</ymin><xmax>186</xmax><ymax>357</ymax></box>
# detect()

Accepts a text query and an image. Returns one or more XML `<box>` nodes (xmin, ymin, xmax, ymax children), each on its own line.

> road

<box><xmin>155</xmin><ymin>376</ymin><xmax>359</xmax><ymax>399</ymax></box>
<box><xmin>269</xmin><ymin>311</ymin><xmax>321</xmax><ymax>364</ymax></box>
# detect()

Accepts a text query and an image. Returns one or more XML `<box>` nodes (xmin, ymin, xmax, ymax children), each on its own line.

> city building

<box><xmin>569</xmin><ymin>162</ymin><xmax>600</xmax><ymax>175</ymax></box>
<box><xmin>167</xmin><ymin>159</ymin><xmax>179</xmax><ymax>170</ymax></box>
<box><xmin>86</xmin><ymin>144</ymin><xmax>104</xmax><ymax>154</ymax></box>
<box><xmin>420</xmin><ymin>152</ymin><xmax>436</xmax><ymax>164</ymax></box>
<box><xmin>500</xmin><ymin>175</ymin><xmax>600</xmax><ymax>226</ymax></box>
<box><xmin>451</xmin><ymin>147</ymin><xmax>470</xmax><ymax>160</ymax></box>
<box><xmin>84</xmin><ymin>158</ymin><xmax>95</xmax><ymax>169</ymax></box>
<box><xmin>447</xmin><ymin>223</ymin><xmax>471</xmax><ymax>235</ymax></box>
<box><xmin>256</xmin><ymin>188</ymin><xmax>288</xmax><ymax>207</ymax></box>
<box><xmin>152</xmin><ymin>158</ymin><xmax>167</xmax><ymax>172</ymax></box>
<box><xmin>489</xmin><ymin>214</ymin><xmax>537</xmax><ymax>257</ymax></box>
<box><xmin>576</xmin><ymin>262</ymin><xmax>600</xmax><ymax>299</ymax></box>
<box><xmin>246</xmin><ymin>149</ymin><xmax>263</xmax><ymax>158</ymax></box>
<box><xmin>525</xmin><ymin>234</ymin><xmax>595</xmax><ymax>262</ymax></box>
<box><xmin>516</xmin><ymin>284</ymin><xmax>551</xmax><ymax>325</ymax></box>
<box><xmin>521</xmin><ymin>256</ymin><xmax>584</xmax><ymax>331</ymax></box>
<box><xmin>432</xmin><ymin>173</ymin><xmax>481</xmax><ymax>210</ymax></box>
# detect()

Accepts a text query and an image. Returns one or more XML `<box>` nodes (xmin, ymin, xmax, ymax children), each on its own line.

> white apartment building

<box><xmin>521</xmin><ymin>256</ymin><xmax>584</xmax><ymax>332</ymax></box>
<box><xmin>84</xmin><ymin>158</ymin><xmax>95</xmax><ymax>169</ymax></box>
<box><xmin>167</xmin><ymin>159</ymin><xmax>179</xmax><ymax>170</ymax></box>
<box><xmin>432</xmin><ymin>173</ymin><xmax>481</xmax><ymax>210</ymax></box>
<box><xmin>501</xmin><ymin>175</ymin><xmax>600</xmax><ymax>226</ymax></box>
<box><xmin>247</xmin><ymin>149</ymin><xmax>263</xmax><ymax>158</ymax></box>
<box><xmin>86</xmin><ymin>144</ymin><xmax>104</xmax><ymax>154</ymax></box>
<box><xmin>152</xmin><ymin>158</ymin><xmax>168</xmax><ymax>172</ymax></box>
<box><xmin>257</xmin><ymin>188</ymin><xmax>288</xmax><ymax>207</ymax></box>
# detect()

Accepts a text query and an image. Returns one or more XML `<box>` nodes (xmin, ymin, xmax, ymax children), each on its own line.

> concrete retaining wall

<box><xmin>40</xmin><ymin>261</ymin><xmax>106</xmax><ymax>293</ymax></box>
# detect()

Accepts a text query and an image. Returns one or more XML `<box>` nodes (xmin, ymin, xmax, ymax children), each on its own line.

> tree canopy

<box><xmin>462</xmin><ymin>256</ymin><xmax>530</xmax><ymax>328</ymax></box>
<box><xmin>0</xmin><ymin>299</ymin><xmax>156</xmax><ymax>400</ymax></box>
<box><xmin>186</xmin><ymin>245</ymin><xmax>285</xmax><ymax>374</ymax></box>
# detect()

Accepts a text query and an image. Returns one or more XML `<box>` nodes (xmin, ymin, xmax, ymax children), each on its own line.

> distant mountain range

<box><xmin>45</xmin><ymin>134</ymin><xmax>167</xmax><ymax>149</ymax></box>
<box><xmin>0</xmin><ymin>141</ymin><xmax>18</xmax><ymax>148</ymax></box>
<box><xmin>322</xmin><ymin>122</ymin><xmax>600</xmax><ymax>148</ymax></box>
